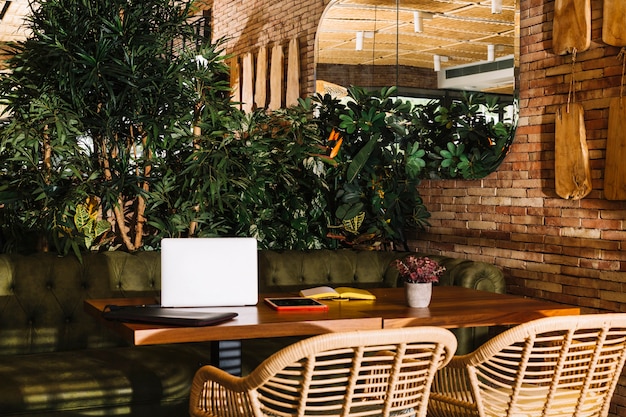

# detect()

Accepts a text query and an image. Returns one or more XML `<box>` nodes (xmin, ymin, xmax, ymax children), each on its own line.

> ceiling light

<box><xmin>413</xmin><ymin>11</ymin><xmax>433</xmax><ymax>32</ymax></box>
<box><xmin>488</xmin><ymin>44</ymin><xmax>495</xmax><ymax>61</ymax></box>
<box><xmin>355</xmin><ymin>31</ymin><xmax>364</xmax><ymax>51</ymax></box>
<box><xmin>492</xmin><ymin>0</ymin><xmax>502</xmax><ymax>14</ymax></box>
<box><xmin>413</xmin><ymin>11</ymin><xmax>423</xmax><ymax>33</ymax></box>
<box><xmin>434</xmin><ymin>55</ymin><xmax>441</xmax><ymax>72</ymax></box>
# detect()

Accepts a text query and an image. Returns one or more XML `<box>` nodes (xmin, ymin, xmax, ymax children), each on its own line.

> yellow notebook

<box><xmin>299</xmin><ymin>286</ymin><xmax>376</xmax><ymax>300</ymax></box>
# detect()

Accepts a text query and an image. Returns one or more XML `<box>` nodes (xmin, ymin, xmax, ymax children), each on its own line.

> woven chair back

<box><xmin>191</xmin><ymin>327</ymin><xmax>457</xmax><ymax>417</ymax></box>
<box><xmin>430</xmin><ymin>313</ymin><xmax>626</xmax><ymax>417</ymax></box>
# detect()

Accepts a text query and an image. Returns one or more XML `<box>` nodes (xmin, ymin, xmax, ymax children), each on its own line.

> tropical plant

<box><xmin>143</xmin><ymin>103</ymin><xmax>331</xmax><ymax>250</ymax></box>
<box><xmin>411</xmin><ymin>92</ymin><xmax>515</xmax><ymax>179</ymax></box>
<box><xmin>72</xmin><ymin>197</ymin><xmax>115</xmax><ymax>252</ymax></box>
<box><xmin>310</xmin><ymin>86</ymin><xmax>430</xmax><ymax>250</ymax></box>
<box><xmin>0</xmin><ymin>0</ymin><xmax>513</xmax><ymax>256</ymax></box>
<box><xmin>226</xmin><ymin>105</ymin><xmax>332</xmax><ymax>250</ymax></box>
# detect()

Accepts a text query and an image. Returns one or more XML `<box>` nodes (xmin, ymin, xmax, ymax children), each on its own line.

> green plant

<box><xmin>71</xmin><ymin>197</ymin><xmax>115</xmax><ymax>254</ymax></box>
<box><xmin>227</xmin><ymin>105</ymin><xmax>332</xmax><ymax>249</ymax></box>
<box><xmin>0</xmin><ymin>0</ymin><xmax>514</xmax><ymax>256</ymax></box>
<box><xmin>310</xmin><ymin>86</ymin><xmax>430</xmax><ymax>249</ymax></box>
<box><xmin>302</xmin><ymin>87</ymin><xmax>515</xmax><ymax>249</ymax></box>
<box><xmin>0</xmin><ymin>0</ymin><xmax>236</xmax><ymax>255</ymax></box>
<box><xmin>412</xmin><ymin>92</ymin><xmax>515</xmax><ymax>179</ymax></box>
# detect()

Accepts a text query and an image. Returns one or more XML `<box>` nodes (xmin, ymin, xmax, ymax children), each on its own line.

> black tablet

<box><xmin>264</xmin><ymin>297</ymin><xmax>329</xmax><ymax>311</ymax></box>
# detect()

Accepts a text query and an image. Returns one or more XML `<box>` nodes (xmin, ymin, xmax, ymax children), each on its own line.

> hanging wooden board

<box><xmin>268</xmin><ymin>44</ymin><xmax>284</xmax><ymax>110</ymax></box>
<box><xmin>555</xmin><ymin>103</ymin><xmax>592</xmax><ymax>200</ymax></box>
<box><xmin>255</xmin><ymin>46</ymin><xmax>268</xmax><ymax>109</ymax></box>
<box><xmin>241</xmin><ymin>52</ymin><xmax>254</xmax><ymax>113</ymax></box>
<box><xmin>603</xmin><ymin>0</ymin><xmax>626</xmax><ymax>46</ymax></box>
<box><xmin>285</xmin><ymin>38</ymin><xmax>300</xmax><ymax>107</ymax></box>
<box><xmin>604</xmin><ymin>97</ymin><xmax>626</xmax><ymax>200</ymax></box>
<box><xmin>553</xmin><ymin>0</ymin><xmax>591</xmax><ymax>55</ymax></box>
<box><xmin>228</xmin><ymin>57</ymin><xmax>241</xmax><ymax>109</ymax></box>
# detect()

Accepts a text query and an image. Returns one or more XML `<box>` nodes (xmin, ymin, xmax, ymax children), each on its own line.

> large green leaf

<box><xmin>405</xmin><ymin>142</ymin><xmax>426</xmax><ymax>179</ymax></box>
<box><xmin>335</xmin><ymin>202</ymin><xmax>364</xmax><ymax>221</ymax></box>
<box><xmin>346</xmin><ymin>136</ymin><xmax>378</xmax><ymax>183</ymax></box>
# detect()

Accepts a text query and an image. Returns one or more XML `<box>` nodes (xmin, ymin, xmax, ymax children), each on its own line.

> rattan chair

<box><xmin>428</xmin><ymin>313</ymin><xmax>626</xmax><ymax>417</ymax></box>
<box><xmin>189</xmin><ymin>327</ymin><xmax>457</xmax><ymax>417</ymax></box>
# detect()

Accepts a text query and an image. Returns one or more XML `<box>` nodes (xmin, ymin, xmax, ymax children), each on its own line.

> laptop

<box><xmin>160</xmin><ymin>237</ymin><xmax>259</xmax><ymax>307</ymax></box>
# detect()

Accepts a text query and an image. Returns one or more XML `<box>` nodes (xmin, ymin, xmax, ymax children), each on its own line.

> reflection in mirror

<box><xmin>315</xmin><ymin>0</ymin><xmax>518</xmax><ymax>110</ymax></box>
<box><xmin>314</xmin><ymin>0</ymin><xmax>519</xmax><ymax>179</ymax></box>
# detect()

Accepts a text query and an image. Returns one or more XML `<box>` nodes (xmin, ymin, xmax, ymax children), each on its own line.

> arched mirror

<box><xmin>315</xmin><ymin>0</ymin><xmax>519</xmax><ymax>116</ymax></box>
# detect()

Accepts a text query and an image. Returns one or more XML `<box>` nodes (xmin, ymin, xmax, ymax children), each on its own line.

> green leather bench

<box><xmin>0</xmin><ymin>249</ymin><xmax>504</xmax><ymax>416</ymax></box>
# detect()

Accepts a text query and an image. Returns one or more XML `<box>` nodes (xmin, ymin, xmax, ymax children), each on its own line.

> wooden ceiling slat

<box><xmin>324</xmin><ymin>7</ymin><xmax>398</xmax><ymax>23</ymax></box>
<box><xmin>445</xmin><ymin>3</ymin><xmax>516</xmax><ymax>22</ymax></box>
<box><xmin>340</xmin><ymin>0</ymin><xmax>474</xmax><ymax>14</ymax></box>
<box><xmin>427</xmin><ymin>15</ymin><xmax>513</xmax><ymax>34</ymax></box>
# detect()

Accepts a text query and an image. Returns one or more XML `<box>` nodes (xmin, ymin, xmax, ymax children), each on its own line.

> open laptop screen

<box><xmin>160</xmin><ymin>237</ymin><xmax>258</xmax><ymax>307</ymax></box>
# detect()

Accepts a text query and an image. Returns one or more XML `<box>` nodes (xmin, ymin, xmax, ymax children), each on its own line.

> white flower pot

<box><xmin>404</xmin><ymin>282</ymin><xmax>432</xmax><ymax>308</ymax></box>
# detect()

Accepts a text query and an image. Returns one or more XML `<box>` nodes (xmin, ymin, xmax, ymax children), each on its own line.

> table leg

<box><xmin>211</xmin><ymin>340</ymin><xmax>242</xmax><ymax>376</ymax></box>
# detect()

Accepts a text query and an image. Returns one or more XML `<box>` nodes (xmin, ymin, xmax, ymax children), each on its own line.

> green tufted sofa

<box><xmin>0</xmin><ymin>249</ymin><xmax>504</xmax><ymax>417</ymax></box>
<box><xmin>0</xmin><ymin>251</ymin><xmax>214</xmax><ymax>417</ymax></box>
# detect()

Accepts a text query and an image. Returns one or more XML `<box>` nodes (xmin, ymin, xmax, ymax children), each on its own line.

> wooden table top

<box><xmin>84</xmin><ymin>286</ymin><xmax>580</xmax><ymax>346</ymax></box>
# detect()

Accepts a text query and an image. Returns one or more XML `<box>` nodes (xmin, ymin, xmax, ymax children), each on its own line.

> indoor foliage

<box><xmin>220</xmin><ymin>108</ymin><xmax>331</xmax><ymax>250</ymax></box>
<box><xmin>0</xmin><ymin>0</ymin><xmax>237</xmax><ymax>255</ymax></box>
<box><xmin>307</xmin><ymin>87</ymin><xmax>430</xmax><ymax>249</ymax></box>
<box><xmin>410</xmin><ymin>92</ymin><xmax>516</xmax><ymax>179</ymax></box>
<box><xmin>307</xmin><ymin>86</ymin><xmax>515</xmax><ymax>249</ymax></box>
<box><xmin>0</xmin><ymin>0</ymin><xmax>514</xmax><ymax>255</ymax></box>
<box><xmin>0</xmin><ymin>0</ymin><xmax>331</xmax><ymax>255</ymax></box>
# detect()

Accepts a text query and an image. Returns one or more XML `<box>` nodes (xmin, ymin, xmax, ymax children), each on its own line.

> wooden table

<box><xmin>85</xmin><ymin>286</ymin><xmax>580</xmax><ymax>374</ymax></box>
<box><xmin>371</xmin><ymin>287</ymin><xmax>581</xmax><ymax>329</ymax></box>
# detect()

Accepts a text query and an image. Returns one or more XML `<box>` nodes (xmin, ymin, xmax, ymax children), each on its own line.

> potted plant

<box><xmin>393</xmin><ymin>255</ymin><xmax>445</xmax><ymax>307</ymax></box>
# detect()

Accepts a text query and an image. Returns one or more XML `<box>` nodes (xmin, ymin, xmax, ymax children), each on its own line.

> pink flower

<box><xmin>392</xmin><ymin>256</ymin><xmax>445</xmax><ymax>283</ymax></box>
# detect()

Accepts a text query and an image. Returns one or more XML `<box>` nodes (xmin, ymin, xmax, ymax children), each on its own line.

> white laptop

<box><xmin>160</xmin><ymin>237</ymin><xmax>259</xmax><ymax>307</ymax></box>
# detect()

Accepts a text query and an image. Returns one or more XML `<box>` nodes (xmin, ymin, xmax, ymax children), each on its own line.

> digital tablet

<box><xmin>264</xmin><ymin>297</ymin><xmax>329</xmax><ymax>311</ymax></box>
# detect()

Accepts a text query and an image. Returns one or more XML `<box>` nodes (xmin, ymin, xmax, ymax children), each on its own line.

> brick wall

<box><xmin>317</xmin><ymin>63</ymin><xmax>439</xmax><ymax>90</ymax></box>
<box><xmin>210</xmin><ymin>1</ymin><xmax>438</xmax><ymax>101</ymax></box>
<box><xmin>411</xmin><ymin>0</ymin><xmax>626</xmax><ymax>311</ymax></box>
<box><xmin>210</xmin><ymin>0</ymin><xmax>327</xmax><ymax>101</ymax></box>
<box><xmin>409</xmin><ymin>1</ymin><xmax>626</xmax><ymax>413</ymax></box>
<box><xmin>211</xmin><ymin>1</ymin><xmax>626</xmax><ymax>413</ymax></box>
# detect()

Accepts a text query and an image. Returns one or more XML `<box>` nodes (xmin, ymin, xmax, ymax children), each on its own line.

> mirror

<box><xmin>315</xmin><ymin>0</ymin><xmax>519</xmax><ymax>105</ymax></box>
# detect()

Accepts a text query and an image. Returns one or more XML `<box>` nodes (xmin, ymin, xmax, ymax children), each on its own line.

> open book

<box><xmin>299</xmin><ymin>286</ymin><xmax>376</xmax><ymax>300</ymax></box>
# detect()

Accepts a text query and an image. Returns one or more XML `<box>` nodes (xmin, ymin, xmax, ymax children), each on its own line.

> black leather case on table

<box><xmin>102</xmin><ymin>305</ymin><xmax>238</xmax><ymax>327</ymax></box>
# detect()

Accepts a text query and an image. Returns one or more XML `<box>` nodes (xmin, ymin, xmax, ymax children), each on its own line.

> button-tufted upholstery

<box><xmin>0</xmin><ymin>251</ymin><xmax>161</xmax><ymax>355</ymax></box>
<box><xmin>0</xmin><ymin>248</ymin><xmax>505</xmax><ymax>416</ymax></box>
<box><xmin>257</xmin><ymin>249</ymin><xmax>505</xmax><ymax>294</ymax></box>
<box><xmin>0</xmin><ymin>251</ymin><xmax>213</xmax><ymax>417</ymax></box>
<box><xmin>258</xmin><ymin>249</ymin><xmax>406</xmax><ymax>291</ymax></box>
